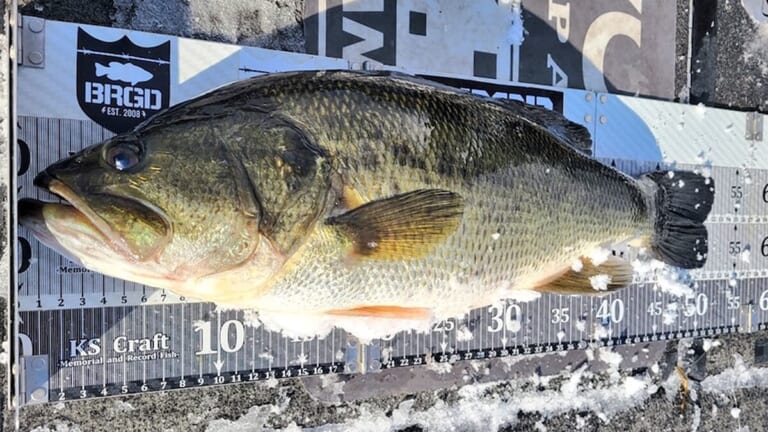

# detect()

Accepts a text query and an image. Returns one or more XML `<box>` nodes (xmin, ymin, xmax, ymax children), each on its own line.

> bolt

<box><xmin>584</xmin><ymin>114</ymin><xmax>593</xmax><ymax>123</ymax></box>
<box><xmin>31</xmin><ymin>387</ymin><xmax>46</xmax><ymax>401</ymax></box>
<box><xmin>28</xmin><ymin>19</ymin><xmax>44</xmax><ymax>33</ymax></box>
<box><xmin>28</xmin><ymin>52</ymin><xmax>43</xmax><ymax>65</ymax></box>
<box><xmin>32</xmin><ymin>357</ymin><xmax>46</xmax><ymax>370</ymax></box>
<box><xmin>599</xmin><ymin>115</ymin><xmax>607</xmax><ymax>124</ymax></box>
<box><xmin>599</xmin><ymin>94</ymin><xmax>608</xmax><ymax>104</ymax></box>
<box><xmin>585</xmin><ymin>93</ymin><xmax>593</xmax><ymax>102</ymax></box>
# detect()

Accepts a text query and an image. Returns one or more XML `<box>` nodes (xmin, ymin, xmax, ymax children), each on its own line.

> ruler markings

<box><xmin>15</xmin><ymin>117</ymin><xmax>768</xmax><ymax>402</ymax></box>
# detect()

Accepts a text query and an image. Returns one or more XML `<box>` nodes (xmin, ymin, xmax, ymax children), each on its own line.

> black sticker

<box><xmin>308</xmin><ymin>0</ymin><xmax>396</xmax><ymax>65</ymax></box>
<box><xmin>76</xmin><ymin>28</ymin><xmax>171</xmax><ymax>134</ymax></box>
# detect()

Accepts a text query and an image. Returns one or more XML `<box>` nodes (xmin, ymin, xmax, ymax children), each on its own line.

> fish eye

<box><xmin>106</xmin><ymin>142</ymin><xmax>142</xmax><ymax>171</ymax></box>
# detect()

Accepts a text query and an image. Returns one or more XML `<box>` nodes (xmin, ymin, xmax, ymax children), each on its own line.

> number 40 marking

<box><xmin>596</xmin><ymin>299</ymin><xmax>624</xmax><ymax>323</ymax></box>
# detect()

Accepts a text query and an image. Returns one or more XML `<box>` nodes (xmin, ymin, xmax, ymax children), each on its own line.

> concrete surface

<box><xmin>5</xmin><ymin>1</ymin><xmax>768</xmax><ymax>431</ymax></box>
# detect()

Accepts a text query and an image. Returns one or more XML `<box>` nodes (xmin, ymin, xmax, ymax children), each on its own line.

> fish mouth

<box><xmin>21</xmin><ymin>175</ymin><xmax>139</xmax><ymax>260</ymax></box>
<box><xmin>18</xmin><ymin>198</ymin><xmax>103</xmax><ymax>267</ymax></box>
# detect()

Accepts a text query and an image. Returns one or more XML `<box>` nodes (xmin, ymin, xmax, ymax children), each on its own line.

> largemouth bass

<box><xmin>19</xmin><ymin>70</ymin><xmax>714</xmax><ymax>324</ymax></box>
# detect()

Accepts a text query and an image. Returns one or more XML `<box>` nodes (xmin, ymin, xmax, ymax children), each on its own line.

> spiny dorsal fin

<box><xmin>532</xmin><ymin>255</ymin><xmax>633</xmax><ymax>295</ymax></box>
<box><xmin>325</xmin><ymin>189</ymin><xmax>464</xmax><ymax>260</ymax></box>
<box><xmin>491</xmin><ymin>98</ymin><xmax>593</xmax><ymax>156</ymax></box>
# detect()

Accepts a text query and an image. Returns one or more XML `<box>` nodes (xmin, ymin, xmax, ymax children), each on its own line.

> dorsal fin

<box><xmin>491</xmin><ymin>98</ymin><xmax>593</xmax><ymax>156</ymax></box>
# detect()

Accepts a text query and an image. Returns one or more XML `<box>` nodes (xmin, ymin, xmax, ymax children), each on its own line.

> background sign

<box><xmin>305</xmin><ymin>0</ymin><xmax>676</xmax><ymax>98</ymax></box>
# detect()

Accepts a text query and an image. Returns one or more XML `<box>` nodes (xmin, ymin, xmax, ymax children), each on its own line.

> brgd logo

<box><xmin>76</xmin><ymin>28</ymin><xmax>171</xmax><ymax>134</ymax></box>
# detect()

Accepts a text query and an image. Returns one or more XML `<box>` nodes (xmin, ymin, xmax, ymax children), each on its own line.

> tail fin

<box><xmin>95</xmin><ymin>63</ymin><xmax>108</xmax><ymax>77</ymax></box>
<box><xmin>642</xmin><ymin>171</ymin><xmax>714</xmax><ymax>269</ymax></box>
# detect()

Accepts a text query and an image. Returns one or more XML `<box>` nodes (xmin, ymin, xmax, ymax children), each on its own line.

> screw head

<box><xmin>28</xmin><ymin>51</ymin><xmax>44</xmax><ymax>65</ymax></box>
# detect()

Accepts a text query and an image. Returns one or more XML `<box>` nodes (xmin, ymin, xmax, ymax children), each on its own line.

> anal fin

<box><xmin>326</xmin><ymin>306</ymin><xmax>432</xmax><ymax>319</ymax></box>
<box><xmin>533</xmin><ymin>255</ymin><xmax>633</xmax><ymax>295</ymax></box>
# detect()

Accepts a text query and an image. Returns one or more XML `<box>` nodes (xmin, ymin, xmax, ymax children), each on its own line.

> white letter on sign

<box><xmin>547</xmin><ymin>54</ymin><xmax>569</xmax><ymax>87</ymax></box>
<box><xmin>582</xmin><ymin>10</ymin><xmax>642</xmax><ymax>92</ymax></box>
<box><xmin>548</xmin><ymin>0</ymin><xmax>571</xmax><ymax>43</ymax></box>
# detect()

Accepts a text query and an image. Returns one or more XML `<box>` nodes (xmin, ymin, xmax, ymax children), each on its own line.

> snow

<box><xmin>575</xmin><ymin>319</ymin><xmax>586</xmax><ymax>333</ymax></box>
<box><xmin>692</xmin><ymin>404</ymin><xmax>702</xmax><ymax>431</ymax></box>
<box><xmin>589</xmin><ymin>274</ymin><xmax>611</xmax><ymax>291</ymax></box>
<box><xmin>662</xmin><ymin>303</ymin><xmax>679</xmax><ymax>325</ymax></box>
<box><xmin>508</xmin><ymin>0</ymin><xmax>524</xmax><ymax>46</ymax></box>
<box><xmin>701</xmin><ymin>355</ymin><xmax>768</xmax><ymax>392</ymax></box>
<box><xmin>425</xmin><ymin>360</ymin><xmax>453</xmax><ymax>375</ymax></box>
<box><xmin>598</xmin><ymin>348</ymin><xmax>623</xmax><ymax>369</ymax></box>
<box><xmin>505</xmin><ymin>289</ymin><xmax>542</xmax><ymax>303</ymax></box>
<box><xmin>30</xmin><ymin>423</ymin><xmax>83</xmax><ymax>432</ymax></box>
<box><xmin>631</xmin><ymin>258</ymin><xmax>696</xmax><ymax>298</ymax></box>
<box><xmin>295</xmin><ymin>372</ymin><xmax>651</xmax><ymax>431</ymax></box>
<box><xmin>592</xmin><ymin>323</ymin><xmax>611</xmax><ymax>340</ymax></box>
<box><xmin>209</xmin><ymin>334</ymin><xmax>768</xmax><ymax>432</ymax></box>
<box><xmin>694</xmin><ymin>102</ymin><xmax>707</xmax><ymax>117</ymax></box>
<box><xmin>206</xmin><ymin>396</ymin><xmax>292</xmax><ymax>432</ymax></box>
<box><xmin>587</xmin><ymin>248</ymin><xmax>611</xmax><ymax>266</ymax></box>
<box><xmin>740</xmin><ymin>248</ymin><xmax>751</xmax><ymax>263</ymax></box>
<box><xmin>456</xmin><ymin>325</ymin><xmax>474</xmax><ymax>342</ymax></box>
<box><xmin>0</xmin><ymin>340</ymin><xmax>8</xmax><ymax>364</ymax></box>
<box><xmin>571</xmin><ymin>259</ymin><xmax>583</xmax><ymax>272</ymax></box>
<box><xmin>702</xmin><ymin>339</ymin><xmax>722</xmax><ymax>352</ymax></box>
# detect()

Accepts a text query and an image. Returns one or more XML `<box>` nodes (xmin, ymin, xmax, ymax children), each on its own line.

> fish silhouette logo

<box><xmin>76</xmin><ymin>28</ymin><xmax>171</xmax><ymax>133</ymax></box>
<box><xmin>95</xmin><ymin>62</ymin><xmax>154</xmax><ymax>86</ymax></box>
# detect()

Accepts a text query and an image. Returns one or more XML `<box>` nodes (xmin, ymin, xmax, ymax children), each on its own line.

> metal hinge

<box><xmin>17</xmin><ymin>15</ymin><xmax>46</xmax><ymax>68</ymax></box>
<box><xmin>746</xmin><ymin>112</ymin><xmax>764</xmax><ymax>141</ymax></box>
<box><xmin>739</xmin><ymin>302</ymin><xmax>758</xmax><ymax>333</ymax></box>
<box><xmin>19</xmin><ymin>355</ymin><xmax>49</xmax><ymax>405</ymax></box>
<box><xmin>343</xmin><ymin>340</ymin><xmax>382</xmax><ymax>374</ymax></box>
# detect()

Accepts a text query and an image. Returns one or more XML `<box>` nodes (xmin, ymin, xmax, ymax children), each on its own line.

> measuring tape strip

<box><xmin>15</xmin><ymin>125</ymin><xmax>768</xmax><ymax>404</ymax></box>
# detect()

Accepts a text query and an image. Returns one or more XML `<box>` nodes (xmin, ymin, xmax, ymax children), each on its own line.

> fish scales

<box><xmin>221</xmin><ymin>72</ymin><xmax>653</xmax><ymax>315</ymax></box>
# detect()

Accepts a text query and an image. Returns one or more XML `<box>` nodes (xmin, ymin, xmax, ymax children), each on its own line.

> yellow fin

<box><xmin>326</xmin><ymin>306</ymin><xmax>432</xmax><ymax>319</ymax></box>
<box><xmin>341</xmin><ymin>185</ymin><xmax>366</xmax><ymax>209</ymax></box>
<box><xmin>533</xmin><ymin>255</ymin><xmax>633</xmax><ymax>295</ymax></box>
<box><xmin>325</xmin><ymin>189</ymin><xmax>464</xmax><ymax>260</ymax></box>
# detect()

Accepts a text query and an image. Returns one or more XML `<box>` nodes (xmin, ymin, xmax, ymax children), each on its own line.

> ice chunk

<box><xmin>588</xmin><ymin>248</ymin><xmax>611</xmax><ymax>266</ymax></box>
<box><xmin>589</xmin><ymin>274</ymin><xmax>611</xmax><ymax>291</ymax></box>
<box><xmin>571</xmin><ymin>259</ymin><xmax>583</xmax><ymax>272</ymax></box>
<box><xmin>731</xmin><ymin>407</ymin><xmax>741</xmax><ymax>419</ymax></box>
<box><xmin>456</xmin><ymin>325</ymin><xmax>474</xmax><ymax>342</ymax></box>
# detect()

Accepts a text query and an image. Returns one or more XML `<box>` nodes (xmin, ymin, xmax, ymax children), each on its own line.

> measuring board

<box><xmin>10</xmin><ymin>17</ymin><xmax>768</xmax><ymax>406</ymax></box>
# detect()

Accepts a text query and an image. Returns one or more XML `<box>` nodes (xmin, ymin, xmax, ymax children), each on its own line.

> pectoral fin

<box><xmin>532</xmin><ymin>255</ymin><xmax>633</xmax><ymax>295</ymax></box>
<box><xmin>325</xmin><ymin>189</ymin><xmax>464</xmax><ymax>260</ymax></box>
